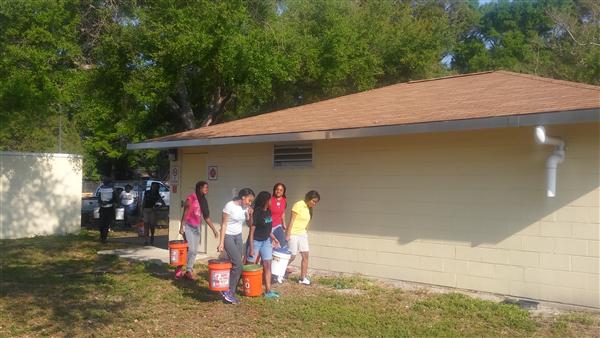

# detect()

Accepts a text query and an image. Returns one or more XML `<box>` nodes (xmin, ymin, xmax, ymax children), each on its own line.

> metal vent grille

<box><xmin>273</xmin><ymin>143</ymin><xmax>313</xmax><ymax>167</ymax></box>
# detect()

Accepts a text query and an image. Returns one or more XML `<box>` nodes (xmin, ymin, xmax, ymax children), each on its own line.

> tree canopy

<box><xmin>1</xmin><ymin>0</ymin><xmax>597</xmax><ymax>179</ymax></box>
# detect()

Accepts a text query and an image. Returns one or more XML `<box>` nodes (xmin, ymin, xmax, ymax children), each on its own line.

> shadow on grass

<box><xmin>141</xmin><ymin>262</ymin><xmax>224</xmax><ymax>303</ymax></box>
<box><xmin>0</xmin><ymin>232</ymin><xmax>128</xmax><ymax>336</ymax></box>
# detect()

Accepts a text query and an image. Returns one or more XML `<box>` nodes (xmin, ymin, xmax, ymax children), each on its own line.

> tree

<box><xmin>0</xmin><ymin>0</ymin><xmax>84</xmax><ymax>153</ymax></box>
<box><xmin>450</xmin><ymin>0</ymin><xmax>599</xmax><ymax>84</ymax></box>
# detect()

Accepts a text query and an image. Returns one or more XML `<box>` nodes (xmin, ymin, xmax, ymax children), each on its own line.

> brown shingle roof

<box><xmin>150</xmin><ymin>71</ymin><xmax>600</xmax><ymax>142</ymax></box>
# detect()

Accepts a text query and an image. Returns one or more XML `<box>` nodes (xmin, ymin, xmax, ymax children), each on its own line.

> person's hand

<box><xmin>217</xmin><ymin>243</ymin><xmax>224</xmax><ymax>252</ymax></box>
<box><xmin>285</xmin><ymin>234</ymin><xmax>290</xmax><ymax>242</ymax></box>
<box><xmin>273</xmin><ymin>239</ymin><xmax>281</xmax><ymax>249</ymax></box>
<box><xmin>178</xmin><ymin>228</ymin><xmax>184</xmax><ymax>236</ymax></box>
<box><xmin>248</xmin><ymin>245</ymin><xmax>254</xmax><ymax>258</ymax></box>
<box><xmin>212</xmin><ymin>229</ymin><xmax>219</xmax><ymax>238</ymax></box>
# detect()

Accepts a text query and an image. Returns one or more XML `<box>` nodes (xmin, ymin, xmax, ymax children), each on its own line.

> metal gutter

<box><xmin>127</xmin><ymin>108</ymin><xmax>599</xmax><ymax>150</ymax></box>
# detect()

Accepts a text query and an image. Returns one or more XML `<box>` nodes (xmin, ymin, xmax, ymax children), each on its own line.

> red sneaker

<box><xmin>174</xmin><ymin>267</ymin><xmax>184</xmax><ymax>279</ymax></box>
<box><xmin>183</xmin><ymin>271</ymin><xmax>197</xmax><ymax>281</ymax></box>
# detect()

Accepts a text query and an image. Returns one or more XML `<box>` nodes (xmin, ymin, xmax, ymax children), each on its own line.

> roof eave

<box><xmin>127</xmin><ymin>108</ymin><xmax>600</xmax><ymax>150</ymax></box>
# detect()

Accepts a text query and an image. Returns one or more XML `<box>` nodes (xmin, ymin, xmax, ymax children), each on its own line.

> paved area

<box><xmin>98</xmin><ymin>245</ymin><xmax>171</xmax><ymax>264</ymax></box>
<box><xmin>97</xmin><ymin>233</ymin><xmax>211</xmax><ymax>265</ymax></box>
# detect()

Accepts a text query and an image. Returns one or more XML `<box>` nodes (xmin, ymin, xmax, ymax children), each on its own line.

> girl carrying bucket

<box><xmin>176</xmin><ymin>181</ymin><xmax>220</xmax><ymax>280</ymax></box>
<box><xmin>286</xmin><ymin>190</ymin><xmax>320</xmax><ymax>285</ymax></box>
<box><xmin>247</xmin><ymin>191</ymin><xmax>280</xmax><ymax>298</ymax></box>
<box><xmin>217</xmin><ymin>188</ymin><xmax>255</xmax><ymax>304</ymax></box>
<box><xmin>269</xmin><ymin>183</ymin><xmax>287</xmax><ymax>283</ymax></box>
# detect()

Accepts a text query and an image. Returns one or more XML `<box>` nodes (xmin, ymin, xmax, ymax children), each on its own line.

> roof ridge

<box><xmin>496</xmin><ymin>70</ymin><xmax>600</xmax><ymax>91</ymax></box>
<box><xmin>405</xmin><ymin>71</ymin><xmax>495</xmax><ymax>84</ymax></box>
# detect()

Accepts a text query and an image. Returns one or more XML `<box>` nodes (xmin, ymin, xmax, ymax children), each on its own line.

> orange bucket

<box><xmin>168</xmin><ymin>240</ymin><xmax>188</xmax><ymax>267</ymax></box>
<box><xmin>242</xmin><ymin>264</ymin><xmax>263</xmax><ymax>297</ymax></box>
<box><xmin>208</xmin><ymin>259</ymin><xmax>232</xmax><ymax>291</ymax></box>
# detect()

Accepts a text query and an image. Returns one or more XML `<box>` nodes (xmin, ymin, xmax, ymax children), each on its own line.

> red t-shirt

<box><xmin>269</xmin><ymin>196</ymin><xmax>286</xmax><ymax>227</ymax></box>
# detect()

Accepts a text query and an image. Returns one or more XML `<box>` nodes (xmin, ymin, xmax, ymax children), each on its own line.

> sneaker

<box><xmin>174</xmin><ymin>267</ymin><xmax>184</xmax><ymax>279</ymax></box>
<box><xmin>298</xmin><ymin>277</ymin><xmax>311</xmax><ymax>285</ymax></box>
<box><xmin>276</xmin><ymin>275</ymin><xmax>284</xmax><ymax>284</ymax></box>
<box><xmin>228</xmin><ymin>291</ymin><xmax>241</xmax><ymax>304</ymax></box>
<box><xmin>183</xmin><ymin>271</ymin><xmax>197</xmax><ymax>281</ymax></box>
<box><xmin>264</xmin><ymin>290</ymin><xmax>280</xmax><ymax>298</ymax></box>
<box><xmin>221</xmin><ymin>291</ymin><xmax>235</xmax><ymax>304</ymax></box>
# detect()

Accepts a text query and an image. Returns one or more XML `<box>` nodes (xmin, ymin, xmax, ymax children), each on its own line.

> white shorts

<box><xmin>288</xmin><ymin>234</ymin><xmax>309</xmax><ymax>255</ymax></box>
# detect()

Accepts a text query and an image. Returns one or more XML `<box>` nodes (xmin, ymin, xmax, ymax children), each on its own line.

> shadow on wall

<box><xmin>306</xmin><ymin>124</ymin><xmax>599</xmax><ymax>247</ymax></box>
<box><xmin>1</xmin><ymin>153</ymin><xmax>82</xmax><ymax>239</ymax></box>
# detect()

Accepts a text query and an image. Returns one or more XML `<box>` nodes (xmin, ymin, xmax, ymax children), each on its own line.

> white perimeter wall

<box><xmin>1</xmin><ymin>152</ymin><xmax>82</xmax><ymax>239</ymax></box>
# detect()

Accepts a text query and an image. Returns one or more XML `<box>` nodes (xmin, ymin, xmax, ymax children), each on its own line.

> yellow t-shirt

<box><xmin>290</xmin><ymin>200</ymin><xmax>311</xmax><ymax>235</ymax></box>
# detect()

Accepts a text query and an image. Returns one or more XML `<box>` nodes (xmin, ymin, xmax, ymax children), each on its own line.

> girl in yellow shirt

<box><xmin>285</xmin><ymin>190</ymin><xmax>320</xmax><ymax>285</ymax></box>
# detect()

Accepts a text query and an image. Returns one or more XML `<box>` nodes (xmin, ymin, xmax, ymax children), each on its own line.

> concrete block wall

<box><xmin>173</xmin><ymin>122</ymin><xmax>599</xmax><ymax>307</ymax></box>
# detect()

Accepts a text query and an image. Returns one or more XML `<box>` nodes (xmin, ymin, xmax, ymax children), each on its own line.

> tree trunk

<box><xmin>201</xmin><ymin>86</ymin><xmax>233</xmax><ymax>127</ymax></box>
<box><xmin>167</xmin><ymin>77</ymin><xmax>196</xmax><ymax>130</ymax></box>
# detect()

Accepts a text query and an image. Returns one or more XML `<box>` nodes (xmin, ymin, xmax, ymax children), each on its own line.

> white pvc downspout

<box><xmin>535</xmin><ymin>126</ymin><xmax>566</xmax><ymax>197</ymax></box>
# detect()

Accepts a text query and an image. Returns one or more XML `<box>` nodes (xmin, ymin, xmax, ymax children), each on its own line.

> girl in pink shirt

<box><xmin>176</xmin><ymin>181</ymin><xmax>219</xmax><ymax>280</ymax></box>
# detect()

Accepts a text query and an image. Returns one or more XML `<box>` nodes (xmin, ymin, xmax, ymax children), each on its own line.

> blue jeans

<box><xmin>272</xmin><ymin>225</ymin><xmax>287</xmax><ymax>249</ymax></box>
<box><xmin>247</xmin><ymin>238</ymin><xmax>273</xmax><ymax>262</ymax></box>
<box><xmin>123</xmin><ymin>203</ymin><xmax>136</xmax><ymax>215</ymax></box>
<box><xmin>184</xmin><ymin>224</ymin><xmax>201</xmax><ymax>272</ymax></box>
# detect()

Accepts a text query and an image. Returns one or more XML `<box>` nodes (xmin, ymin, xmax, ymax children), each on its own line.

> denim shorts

<box><xmin>247</xmin><ymin>238</ymin><xmax>273</xmax><ymax>262</ymax></box>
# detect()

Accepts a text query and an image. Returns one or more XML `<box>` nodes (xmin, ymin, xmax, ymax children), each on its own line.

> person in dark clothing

<box><xmin>247</xmin><ymin>191</ymin><xmax>280</xmax><ymax>298</ymax></box>
<box><xmin>97</xmin><ymin>178</ymin><xmax>116</xmax><ymax>244</ymax></box>
<box><xmin>143</xmin><ymin>182</ymin><xmax>165</xmax><ymax>245</ymax></box>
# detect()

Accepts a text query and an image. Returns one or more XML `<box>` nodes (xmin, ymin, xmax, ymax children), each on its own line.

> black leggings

<box><xmin>99</xmin><ymin>207</ymin><xmax>114</xmax><ymax>242</ymax></box>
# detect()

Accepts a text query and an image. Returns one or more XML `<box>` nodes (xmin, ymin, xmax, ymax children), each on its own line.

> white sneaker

<box><xmin>277</xmin><ymin>276</ymin><xmax>284</xmax><ymax>284</ymax></box>
<box><xmin>298</xmin><ymin>277</ymin><xmax>311</xmax><ymax>285</ymax></box>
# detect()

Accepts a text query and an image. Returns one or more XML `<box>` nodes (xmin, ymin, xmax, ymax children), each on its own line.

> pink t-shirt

<box><xmin>184</xmin><ymin>193</ymin><xmax>202</xmax><ymax>227</ymax></box>
<box><xmin>270</xmin><ymin>196</ymin><xmax>286</xmax><ymax>227</ymax></box>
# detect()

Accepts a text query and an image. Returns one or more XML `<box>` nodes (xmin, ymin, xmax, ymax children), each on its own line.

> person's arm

<box><xmin>286</xmin><ymin>211</ymin><xmax>298</xmax><ymax>242</ymax></box>
<box><xmin>205</xmin><ymin>217</ymin><xmax>219</xmax><ymax>238</ymax></box>
<box><xmin>217</xmin><ymin>212</ymin><xmax>229</xmax><ymax>252</ymax></box>
<box><xmin>246</xmin><ymin>207</ymin><xmax>253</xmax><ymax>224</ymax></box>
<box><xmin>248</xmin><ymin>223</ymin><xmax>256</xmax><ymax>258</ymax></box>
<box><xmin>282</xmin><ymin>202</ymin><xmax>287</xmax><ymax>230</ymax></box>
<box><xmin>157</xmin><ymin>191</ymin><xmax>166</xmax><ymax>206</ymax></box>
<box><xmin>200</xmin><ymin>197</ymin><xmax>218</xmax><ymax>238</ymax></box>
<box><xmin>179</xmin><ymin>200</ymin><xmax>189</xmax><ymax>236</ymax></box>
<box><xmin>270</xmin><ymin>232</ymin><xmax>280</xmax><ymax>249</ymax></box>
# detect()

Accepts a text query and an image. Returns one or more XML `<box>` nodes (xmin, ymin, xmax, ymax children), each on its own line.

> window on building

<box><xmin>273</xmin><ymin>143</ymin><xmax>313</xmax><ymax>168</ymax></box>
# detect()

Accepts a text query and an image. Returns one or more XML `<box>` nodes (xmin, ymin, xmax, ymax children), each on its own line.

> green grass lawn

<box><xmin>1</xmin><ymin>231</ymin><xmax>598</xmax><ymax>337</ymax></box>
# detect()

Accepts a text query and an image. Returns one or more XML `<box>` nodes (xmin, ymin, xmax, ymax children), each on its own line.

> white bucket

<box><xmin>271</xmin><ymin>250</ymin><xmax>291</xmax><ymax>277</ymax></box>
<box><xmin>93</xmin><ymin>207</ymin><xmax>100</xmax><ymax>219</ymax></box>
<box><xmin>115</xmin><ymin>207</ymin><xmax>125</xmax><ymax>220</ymax></box>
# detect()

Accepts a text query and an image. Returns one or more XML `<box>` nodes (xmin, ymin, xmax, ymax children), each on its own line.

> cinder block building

<box><xmin>129</xmin><ymin>71</ymin><xmax>600</xmax><ymax>308</ymax></box>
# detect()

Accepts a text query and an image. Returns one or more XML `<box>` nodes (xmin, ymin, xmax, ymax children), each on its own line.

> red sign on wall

<box><xmin>208</xmin><ymin>166</ymin><xmax>218</xmax><ymax>180</ymax></box>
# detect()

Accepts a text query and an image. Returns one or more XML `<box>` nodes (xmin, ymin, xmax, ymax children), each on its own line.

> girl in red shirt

<box><xmin>270</xmin><ymin>183</ymin><xmax>287</xmax><ymax>283</ymax></box>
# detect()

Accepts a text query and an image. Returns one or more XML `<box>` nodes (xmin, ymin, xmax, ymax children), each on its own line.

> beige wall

<box><xmin>170</xmin><ymin>123</ymin><xmax>599</xmax><ymax>308</ymax></box>
<box><xmin>1</xmin><ymin>152</ymin><xmax>82</xmax><ymax>239</ymax></box>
